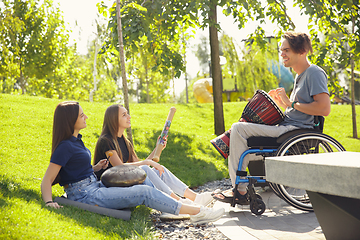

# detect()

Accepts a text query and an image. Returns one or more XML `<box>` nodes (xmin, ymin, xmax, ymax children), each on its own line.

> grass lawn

<box><xmin>0</xmin><ymin>93</ymin><xmax>359</xmax><ymax>239</ymax></box>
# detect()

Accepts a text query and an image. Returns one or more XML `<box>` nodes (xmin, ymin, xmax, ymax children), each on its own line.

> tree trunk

<box><xmin>182</xmin><ymin>32</ymin><xmax>189</xmax><ymax>103</ymax></box>
<box><xmin>172</xmin><ymin>69</ymin><xmax>175</xmax><ymax>102</ymax></box>
<box><xmin>19</xmin><ymin>69</ymin><xmax>26</xmax><ymax>94</ymax></box>
<box><xmin>116</xmin><ymin>0</ymin><xmax>133</xmax><ymax>143</ymax></box>
<box><xmin>351</xmin><ymin>14</ymin><xmax>358</xmax><ymax>139</ymax></box>
<box><xmin>209</xmin><ymin>1</ymin><xmax>225</xmax><ymax>135</ymax></box>
<box><xmin>146</xmin><ymin>66</ymin><xmax>150</xmax><ymax>103</ymax></box>
<box><xmin>350</xmin><ymin>58</ymin><xmax>357</xmax><ymax>138</ymax></box>
<box><xmin>185</xmin><ymin>71</ymin><xmax>189</xmax><ymax>104</ymax></box>
<box><xmin>90</xmin><ymin>37</ymin><xmax>99</xmax><ymax>102</ymax></box>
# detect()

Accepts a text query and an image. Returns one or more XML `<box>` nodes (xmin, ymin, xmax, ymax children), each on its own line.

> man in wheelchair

<box><xmin>214</xmin><ymin>31</ymin><xmax>331</xmax><ymax>205</ymax></box>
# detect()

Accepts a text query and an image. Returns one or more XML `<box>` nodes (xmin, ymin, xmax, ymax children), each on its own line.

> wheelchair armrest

<box><xmin>247</xmin><ymin>127</ymin><xmax>322</xmax><ymax>149</ymax></box>
<box><xmin>314</xmin><ymin>116</ymin><xmax>325</xmax><ymax>131</ymax></box>
<box><xmin>247</xmin><ymin>136</ymin><xmax>279</xmax><ymax>148</ymax></box>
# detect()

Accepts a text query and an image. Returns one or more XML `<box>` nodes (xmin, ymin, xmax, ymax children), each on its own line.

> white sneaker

<box><xmin>179</xmin><ymin>198</ymin><xmax>195</xmax><ymax>205</ymax></box>
<box><xmin>190</xmin><ymin>206</ymin><xmax>225</xmax><ymax>225</ymax></box>
<box><xmin>194</xmin><ymin>192</ymin><xmax>214</xmax><ymax>206</ymax></box>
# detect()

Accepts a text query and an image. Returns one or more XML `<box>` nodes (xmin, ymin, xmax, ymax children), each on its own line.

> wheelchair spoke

<box><xmin>285</xmin><ymin>189</ymin><xmax>310</xmax><ymax>203</ymax></box>
<box><xmin>275</xmin><ymin>132</ymin><xmax>346</xmax><ymax>212</ymax></box>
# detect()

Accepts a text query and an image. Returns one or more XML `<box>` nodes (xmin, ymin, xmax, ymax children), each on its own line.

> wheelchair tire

<box><xmin>272</xmin><ymin>132</ymin><xmax>346</xmax><ymax>212</ymax></box>
<box><xmin>268</xmin><ymin>182</ymin><xmax>283</xmax><ymax>199</ymax></box>
<box><xmin>255</xmin><ymin>193</ymin><xmax>262</xmax><ymax>200</ymax></box>
<box><xmin>250</xmin><ymin>199</ymin><xmax>266</xmax><ymax>215</ymax></box>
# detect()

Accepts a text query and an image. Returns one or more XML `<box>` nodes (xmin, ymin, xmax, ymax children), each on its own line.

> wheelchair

<box><xmin>233</xmin><ymin>116</ymin><xmax>346</xmax><ymax>215</ymax></box>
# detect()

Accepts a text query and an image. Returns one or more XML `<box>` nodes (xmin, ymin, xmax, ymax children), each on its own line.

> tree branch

<box><xmin>273</xmin><ymin>0</ymin><xmax>295</xmax><ymax>30</ymax></box>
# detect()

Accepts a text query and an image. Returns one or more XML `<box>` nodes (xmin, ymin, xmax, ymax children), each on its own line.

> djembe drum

<box><xmin>210</xmin><ymin>90</ymin><xmax>284</xmax><ymax>159</ymax></box>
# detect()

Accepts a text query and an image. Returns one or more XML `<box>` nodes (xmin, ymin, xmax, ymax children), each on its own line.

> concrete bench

<box><xmin>265</xmin><ymin>152</ymin><xmax>360</xmax><ymax>240</ymax></box>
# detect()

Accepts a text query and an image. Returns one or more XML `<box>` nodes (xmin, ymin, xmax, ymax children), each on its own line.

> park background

<box><xmin>1</xmin><ymin>93</ymin><xmax>359</xmax><ymax>239</ymax></box>
<box><xmin>1</xmin><ymin>0</ymin><xmax>360</xmax><ymax>239</ymax></box>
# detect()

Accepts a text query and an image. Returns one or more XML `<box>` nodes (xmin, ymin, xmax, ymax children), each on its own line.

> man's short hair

<box><xmin>283</xmin><ymin>31</ymin><xmax>313</xmax><ymax>55</ymax></box>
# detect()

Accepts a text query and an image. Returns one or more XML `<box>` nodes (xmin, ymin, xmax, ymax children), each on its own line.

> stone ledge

<box><xmin>265</xmin><ymin>152</ymin><xmax>360</xmax><ymax>199</ymax></box>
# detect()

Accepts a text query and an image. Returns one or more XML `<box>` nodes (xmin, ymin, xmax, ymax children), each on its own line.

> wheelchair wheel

<box><xmin>272</xmin><ymin>132</ymin><xmax>346</xmax><ymax>212</ymax></box>
<box><xmin>268</xmin><ymin>182</ymin><xmax>283</xmax><ymax>199</ymax></box>
<box><xmin>255</xmin><ymin>193</ymin><xmax>262</xmax><ymax>200</ymax></box>
<box><xmin>250</xmin><ymin>199</ymin><xmax>266</xmax><ymax>215</ymax></box>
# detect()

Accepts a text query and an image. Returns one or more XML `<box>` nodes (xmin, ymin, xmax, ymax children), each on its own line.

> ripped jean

<box><xmin>64</xmin><ymin>173</ymin><xmax>182</xmax><ymax>214</ymax></box>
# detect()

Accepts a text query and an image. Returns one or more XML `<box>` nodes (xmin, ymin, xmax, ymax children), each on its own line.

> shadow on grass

<box><xmin>347</xmin><ymin>136</ymin><xmax>360</xmax><ymax>141</ymax></box>
<box><xmin>0</xmin><ymin>174</ymin><xmax>153</xmax><ymax>239</ymax></box>
<box><xmin>0</xmin><ymin>123</ymin><xmax>227</xmax><ymax>238</ymax></box>
<box><xmin>46</xmin><ymin>204</ymin><xmax>153</xmax><ymax>239</ymax></box>
<box><xmin>0</xmin><ymin>128</ymin><xmax>228</xmax><ymax>238</ymax></box>
<box><xmin>133</xmin><ymin>127</ymin><xmax>228</xmax><ymax>187</ymax></box>
<box><xmin>0</xmin><ymin>175</ymin><xmax>39</xmax><ymax>206</ymax></box>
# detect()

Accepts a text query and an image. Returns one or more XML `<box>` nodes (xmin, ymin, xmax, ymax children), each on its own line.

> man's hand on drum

<box><xmin>269</xmin><ymin>88</ymin><xmax>291</xmax><ymax>109</ymax></box>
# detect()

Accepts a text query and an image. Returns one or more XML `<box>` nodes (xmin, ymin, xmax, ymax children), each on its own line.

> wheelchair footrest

<box><xmin>236</xmin><ymin>176</ymin><xmax>266</xmax><ymax>184</ymax></box>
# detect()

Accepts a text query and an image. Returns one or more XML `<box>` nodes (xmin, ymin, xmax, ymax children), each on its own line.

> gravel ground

<box><xmin>150</xmin><ymin>178</ymin><xmax>234</xmax><ymax>240</ymax></box>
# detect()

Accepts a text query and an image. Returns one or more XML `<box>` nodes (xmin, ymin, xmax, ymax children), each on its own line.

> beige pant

<box><xmin>228</xmin><ymin>122</ymin><xmax>298</xmax><ymax>191</ymax></box>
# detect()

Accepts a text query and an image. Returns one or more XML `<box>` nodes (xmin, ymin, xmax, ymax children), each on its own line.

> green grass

<box><xmin>0</xmin><ymin>93</ymin><xmax>359</xmax><ymax>239</ymax></box>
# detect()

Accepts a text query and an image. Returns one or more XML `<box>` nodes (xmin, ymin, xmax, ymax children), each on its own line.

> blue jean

<box><xmin>64</xmin><ymin>173</ymin><xmax>182</xmax><ymax>214</ymax></box>
<box><xmin>140</xmin><ymin>165</ymin><xmax>188</xmax><ymax>197</ymax></box>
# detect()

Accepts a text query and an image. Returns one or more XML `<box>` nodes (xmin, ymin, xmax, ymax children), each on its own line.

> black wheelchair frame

<box><xmin>232</xmin><ymin>116</ymin><xmax>346</xmax><ymax>215</ymax></box>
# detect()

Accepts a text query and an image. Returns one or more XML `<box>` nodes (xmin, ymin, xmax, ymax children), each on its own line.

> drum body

<box><xmin>240</xmin><ymin>90</ymin><xmax>284</xmax><ymax>125</ymax></box>
<box><xmin>210</xmin><ymin>90</ymin><xmax>284</xmax><ymax>159</ymax></box>
<box><xmin>210</xmin><ymin>130</ymin><xmax>231</xmax><ymax>159</ymax></box>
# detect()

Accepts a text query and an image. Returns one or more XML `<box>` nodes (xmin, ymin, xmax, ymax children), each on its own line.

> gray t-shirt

<box><xmin>279</xmin><ymin>64</ymin><xmax>329</xmax><ymax>129</ymax></box>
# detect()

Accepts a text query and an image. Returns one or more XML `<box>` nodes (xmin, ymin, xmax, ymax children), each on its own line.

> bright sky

<box><xmin>54</xmin><ymin>0</ymin><xmax>309</xmax><ymax>96</ymax></box>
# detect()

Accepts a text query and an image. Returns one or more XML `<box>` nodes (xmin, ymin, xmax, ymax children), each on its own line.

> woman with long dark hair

<box><xmin>41</xmin><ymin>101</ymin><xmax>224</xmax><ymax>225</ymax></box>
<box><xmin>93</xmin><ymin>104</ymin><xmax>216</xmax><ymax>207</ymax></box>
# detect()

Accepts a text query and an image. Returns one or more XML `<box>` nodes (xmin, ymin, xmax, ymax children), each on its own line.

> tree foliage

<box><xmin>99</xmin><ymin>0</ymin><xmax>304</xmax><ymax>134</ymax></box>
<box><xmin>295</xmin><ymin>0</ymin><xmax>360</xmax><ymax>93</ymax></box>
<box><xmin>294</xmin><ymin>0</ymin><xmax>360</xmax><ymax>138</ymax></box>
<box><xmin>218</xmin><ymin>34</ymin><xmax>279</xmax><ymax>99</ymax></box>
<box><xmin>193</xmin><ymin>35</ymin><xmax>210</xmax><ymax>76</ymax></box>
<box><xmin>0</xmin><ymin>0</ymin><xmax>69</xmax><ymax>94</ymax></box>
<box><xmin>99</xmin><ymin>0</ymin><xmax>198</xmax><ymax>78</ymax></box>
<box><xmin>0</xmin><ymin>0</ymin><xmax>121</xmax><ymax>102</ymax></box>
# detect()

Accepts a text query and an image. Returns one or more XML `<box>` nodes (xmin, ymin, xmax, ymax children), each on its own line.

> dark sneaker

<box><xmin>235</xmin><ymin>191</ymin><xmax>250</xmax><ymax>205</ymax></box>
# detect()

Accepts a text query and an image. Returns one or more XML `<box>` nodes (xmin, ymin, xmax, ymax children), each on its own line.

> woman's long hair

<box><xmin>93</xmin><ymin>104</ymin><xmax>138</xmax><ymax>165</ymax></box>
<box><xmin>52</xmin><ymin>101</ymin><xmax>79</xmax><ymax>155</ymax></box>
<box><xmin>51</xmin><ymin>101</ymin><xmax>79</xmax><ymax>185</ymax></box>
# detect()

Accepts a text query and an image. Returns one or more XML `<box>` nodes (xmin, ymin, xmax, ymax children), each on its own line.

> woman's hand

<box><xmin>93</xmin><ymin>159</ymin><xmax>109</xmax><ymax>172</ymax></box>
<box><xmin>45</xmin><ymin>201</ymin><xmax>62</xmax><ymax>209</ymax></box>
<box><xmin>146</xmin><ymin>136</ymin><xmax>168</xmax><ymax>162</ymax></box>
<box><xmin>41</xmin><ymin>163</ymin><xmax>62</xmax><ymax>210</ymax></box>
<box><xmin>146</xmin><ymin>159</ymin><xmax>165</xmax><ymax>176</ymax></box>
<box><xmin>157</xmin><ymin>135</ymin><xmax>167</xmax><ymax>150</ymax></box>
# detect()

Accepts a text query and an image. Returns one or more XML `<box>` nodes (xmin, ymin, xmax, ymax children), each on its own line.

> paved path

<box><xmin>213</xmin><ymin>188</ymin><xmax>325</xmax><ymax>240</ymax></box>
